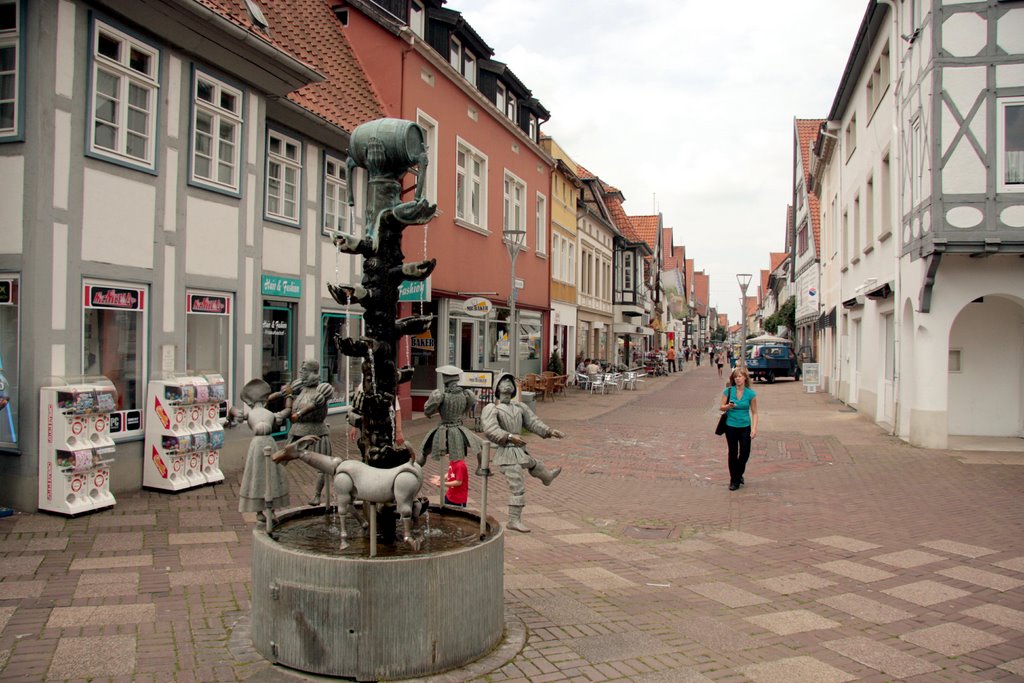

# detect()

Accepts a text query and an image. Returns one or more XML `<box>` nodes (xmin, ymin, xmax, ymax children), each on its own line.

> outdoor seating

<box><xmin>603</xmin><ymin>373</ymin><xmax>623</xmax><ymax>392</ymax></box>
<box><xmin>526</xmin><ymin>373</ymin><xmax>553</xmax><ymax>401</ymax></box>
<box><xmin>587</xmin><ymin>374</ymin><xmax>606</xmax><ymax>394</ymax></box>
<box><xmin>551</xmin><ymin>374</ymin><xmax>568</xmax><ymax>397</ymax></box>
<box><xmin>575</xmin><ymin>373</ymin><xmax>592</xmax><ymax>391</ymax></box>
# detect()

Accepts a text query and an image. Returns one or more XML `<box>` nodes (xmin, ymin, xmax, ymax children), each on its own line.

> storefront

<box><xmin>549</xmin><ymin>301</ymin><xmax>576</xmax><ymax>373</ymax></box>
<box><xmin>409</xmin><ymin>296</ymin><xmax>544</xmax><ymax>410</ymax></box>
<box><xmin>0</xmin><ymin>276</ymin><xmax>19</xmax><ymax>450</ymax></box>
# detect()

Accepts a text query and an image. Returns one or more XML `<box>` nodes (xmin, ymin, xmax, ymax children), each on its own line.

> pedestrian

<box><xmin>716</xmin><ymin>348</ymin><xmax>726</xmax><ymax>378</ymax></box>
<box><xmin>666</xmin><ymin>346</ymin><xmax>677</xmax><ymax>373</ymax></box>
<box><xmin>695</xmin><ymin>347</ymin><xmax>702</xmax><ymax>366</ymax></box>
<box><xmin>480</xmin><ymin>372</ymin><xmax>565</xmax><ymax>532</ymax></box>
<box><xmin>586</xmin><ymin>358</ymin><xmax>602</xmax><ymax>380</ymax></box>
<box><xmin>728</xmin><ymin>347</ymin><xmax>736</xmax><ymax>368</ymax></box>
<box><xmin>719</xmin><ymin>366</ymin><xmax>758</xmax><ymax>491</ymax></box>
<box><xmin>431</xmin><ymin>456</ymin><xmax>469</xmax><ymax>507</ymax></box>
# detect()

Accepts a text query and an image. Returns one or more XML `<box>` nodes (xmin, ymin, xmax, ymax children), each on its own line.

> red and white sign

<box><xmin>187</xmin><ymin>293</ymin><xmax>231</xmax><ymax>315</ymax></box>
<box><xmin>83</xmin><ymin>284</ymin><xmax>145</xmax><ymax>310</ymax></box>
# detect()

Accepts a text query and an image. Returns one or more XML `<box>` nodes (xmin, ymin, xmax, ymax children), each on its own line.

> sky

<box><xmin>445</xmin><ymin>0</ymin><xmax>868</xmax><ymax>323</ymax></box>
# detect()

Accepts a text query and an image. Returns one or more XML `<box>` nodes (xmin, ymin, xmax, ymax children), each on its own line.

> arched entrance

<box><xmin>948</xmin><ymin>294</ymin><xmax>1024</xmax><ymax>437</ymax></box>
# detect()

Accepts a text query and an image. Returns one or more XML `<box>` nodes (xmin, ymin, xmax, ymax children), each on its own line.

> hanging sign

<box><xmin>398</xmin><ymin>278</ymin><xmax>431</xmax><ymax>302</ymax></box>
<box><xmin>463</xmin><ymin>297</ymin><xmax>492</xmax><ymax>317</ymax></box>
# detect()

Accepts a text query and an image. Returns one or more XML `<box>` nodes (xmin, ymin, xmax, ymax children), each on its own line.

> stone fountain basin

<box><xmin>250</xmin><ymin>504</ymin><xmax>504</xmax><ymax>681</ymax></box>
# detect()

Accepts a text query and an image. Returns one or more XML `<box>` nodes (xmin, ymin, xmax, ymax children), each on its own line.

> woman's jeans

<box><xmin>725</xmin><ymin>425</ymin><xmax>751</xmax><ymax>484</ymax></box>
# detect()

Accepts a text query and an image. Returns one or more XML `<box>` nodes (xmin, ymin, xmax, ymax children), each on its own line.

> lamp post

<box><xmin>737</xmin><ymin>273</ymin><xmax>752</xmax><ymax>367</ymax></box>
<box><xmin>504</xmin><ymin>227</ymin><xmax>527</xmax><ymax>379</ymax></box>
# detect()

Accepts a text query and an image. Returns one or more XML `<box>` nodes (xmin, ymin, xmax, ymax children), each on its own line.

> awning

<box><xmin>842</xmin><ymin>295</ymin><xmax>864</xmax><ymax>309</ymax></box>
<box><xmin>865</xmin><ymin>281</ymin><xmax>893</xmax><ymax>300</ymax></box>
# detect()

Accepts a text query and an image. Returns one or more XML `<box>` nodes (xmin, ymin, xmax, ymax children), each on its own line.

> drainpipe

<box><xmin>877</xmin><ymin>0</ymin><xmax>901</xmax><ymax>436</ymax></box>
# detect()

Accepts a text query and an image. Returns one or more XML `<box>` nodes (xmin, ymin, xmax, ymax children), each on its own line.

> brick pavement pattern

<box><xmin>0</xmin><ymin>362</ymin><xmax>1022</xmax><ymax>682</ymax></box>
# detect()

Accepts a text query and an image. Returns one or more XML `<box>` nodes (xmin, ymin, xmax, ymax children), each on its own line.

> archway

<box><xmin>948</xmin><ymin>294</ymin><xmax>1024</xmax><ymax>437</ymax></box>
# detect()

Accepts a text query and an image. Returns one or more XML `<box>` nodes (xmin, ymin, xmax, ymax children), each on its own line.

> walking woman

<box><xmin>719</xmin><ymin>366</ymin><xmax>758</xmax><ymax>491</ymax></box>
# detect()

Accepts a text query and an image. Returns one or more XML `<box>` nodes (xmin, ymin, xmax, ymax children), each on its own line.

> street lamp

<box><xmin>504</xmin><ymin>227</ymin><xmax>527</xmax><ymax>379</ymax></box>
<box><xmin>737</xmin><ymin>273</ymin><xmax>752</xmax><ymax>367</ymax></box>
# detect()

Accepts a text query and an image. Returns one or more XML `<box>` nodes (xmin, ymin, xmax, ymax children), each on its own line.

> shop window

<box><xmin>82</xmin><ymin>281</ymin><xmax>148</xmax><ymax>433</ymax></box>
<box><xmin>261</xmin><ymin>302</ymin><xmax>294</xmax><ymax>392</ymax></box>
<box><xmin>0</xmin><ymin>276</ymin><xmax>19</xmax><ymax>447</ymax></box>
<box><xmin>321</xmin><ymin>312</ymin><xmax>362</xmax><ymax>407</ymax></box>
<box><xmin>88</xmin><ymin>19</ymin><xmax>160</xmax><ymax>170</ymax></box>
<box><xmin>186</xmin><ymin>290</ymin><xmax>233</xmax><ymax>409</ymax></box>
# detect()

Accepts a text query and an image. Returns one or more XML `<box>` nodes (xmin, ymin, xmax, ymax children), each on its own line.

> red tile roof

<box><xmin>629</xmin><ymin>214</ymin><xmax>660</xmax><ymax>253</ymax></box>
<box><xmin>693</xmin><ymin>272</ymin><xmax>709</xmax><ymax>316</ymax></box>
<box><xmin>195</xmin><ymin>0</ymin><xmax>297</xmax><ymax>56</ymax></box>
<box><xmin>795</xmin><ymin>119</ymin><xmax>824</xmax><ymax>255</ymax></box>
<box><xmin>745</xmin><ymin>295</ymin><xmax>758</xmax><ymax>317</ymax></box>
<box><xmin>265</xmin><ymin>0</ymin><xmax>386</xmax><ymax>132</ymax></box>
<box><xmin>718</xmin><ymin>313</ymin><xmax>729</xmax><ymax>329</ymax></box>
<box><xmin>769</xmin><ymin>251</ymin><xmax>788</xmax><ymax>274</ymax></box>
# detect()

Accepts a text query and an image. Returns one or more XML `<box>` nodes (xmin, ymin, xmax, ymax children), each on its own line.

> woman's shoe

<box><xmin>728</xmin><ymin>482</ymin><xmax>739</xmax><ymax>491</ymax></box>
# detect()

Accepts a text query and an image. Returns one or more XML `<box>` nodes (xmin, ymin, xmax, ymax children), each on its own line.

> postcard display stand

<box><xmin>38</xmin><ymin>378</ymin><xmax>118</xmax><ymax>515</ymax></box>
<box><xmin>143</xmin><ymin>375</ymin><xmax>226</xmax><ymax>491</ymax></box>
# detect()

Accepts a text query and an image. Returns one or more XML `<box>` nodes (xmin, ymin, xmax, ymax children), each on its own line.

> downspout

<box><xmin>877</xmin><ymin>0</ymin><xmax>901</xmax><ymax>436</ymax></box>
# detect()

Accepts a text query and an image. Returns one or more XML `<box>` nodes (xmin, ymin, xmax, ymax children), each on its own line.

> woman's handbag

<box><xmin>715</xmin><ymin>387</ymin><xmax>732</xmax><ymax>435</ymax></box>
<box><xmin>715</xmin><ymin>411</ymin><xmax>728</xmax><ymax>436</ymax></box>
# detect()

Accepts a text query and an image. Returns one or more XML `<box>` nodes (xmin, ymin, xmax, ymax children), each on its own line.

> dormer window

<box><xmin>409</xmin><ymin>1</ymin><xmax>424</xmax><ymax>37</ymax></box>
<box><xmin>463</xmin><ymin>51</ymin><xmax>476</xmax><ymax>86</ymax></box>
<box><xmin>495</xmin><ymin>82</ymin><xmax>505</xmax><ymax>112</ymax></box>
<box><xmin>528</xmin><ymin>113</ymin><xmax>537</xmax><ymax>141</ymax></box>
<box><xmin>506</xmin><ymin>94</ymin><xmax>517</xmax><ymax>123</ymax></box>
<box><xmin>449</xmin><ymin>36</ymin><xmax>462</xmax><ymax>71</ymax></box>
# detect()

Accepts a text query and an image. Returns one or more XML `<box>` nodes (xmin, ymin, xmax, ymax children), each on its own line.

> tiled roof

<box><xmin>629</xmin><ymin>214</ymin><xmax>660</xmax><ymax>253</ymax></box>
<box><xmin>769</xmin><ymin>251</ymin><xmax>788</xmax><ymax>274</ymax></box>
<box><xmin>795</xmin><ymin>118</ymin><xmax>825</xmax><ymax>255</ymax></box>
<box><xmin>745</xmin><ymin>295</ymin><xmax>758</xmax><ymax>317</ymax></box>
<box><xmin>693</xmin><ymin>272</ymin><xmax>709</xmax><ymax>316</ymax></box>
<box><xmin>759</xmin><ymin>270</ymin><xmax>769</xmax><ymax>304</ymax></box>
<box><xmin>264</xmin><ymin>0</ymin><xmax>386</xmax><ymax>132</ymax></box>
<box><xmin>718</xmin><ymin>313</ymin><xmax>729</xmax><ymax>329</ymax></box>
<box><xmin>194</xmin><ymin>0</ymin><xmax>298</xmax><ymax>57</ymax></box>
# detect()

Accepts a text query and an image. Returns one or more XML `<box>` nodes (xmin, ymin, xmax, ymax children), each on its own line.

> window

<box><xmin>853</xmin><ymin>193</ymin><xmax>861</xmax><ymax>255</ymax></box>
<box><xmin>455</xmin><ymin>139</ymin><xmax>486</xmax><ymax>228</ymax></box>
<box><xmin>911</xmin><ymin>117</ymin><xmax>923</xmax><ymax>206</ymax></box>
<box><xmin>322</xmin><ymin>313</ymin><xmax>362</xmax><ymax>407</ymax></box>
<box><xmin>997</xmin><ymin>97</ymin><xmax>1024</xmax><ymax>192</ymax></box>
<box><xmin>865</xmin><ymin>176</ymin><xmax>874</xmax><ymax>246</ymax></box>
<box><xmin>535</xmin><ymin>193</ymin><xmax>547</xmax><ymax>254</ymax></box>
<box><xmin>186</xmin><ymin>291</ymin><xmax>233</xmax><ymax>411</ymax></box>
<box><xmin>797</xmin><ymin>220</ymin><xmax>809</xmax><ymax>255</ymax></box>
<box><xmin>867</xmin><ymin>42</ymin><xmax>890</xmax><ymax>115</ymax></box>
<box><xmin>622</xmin><ymin>251</ymin><xmax>634</xmax><ymax>292</ymax></box>
<box><xmin>0</xmin><ymin>275</ymin><xmax>19</xmax><ymax>447</ymax></box>
<box><xmin>449</xmin><ymin>36</ymin><xmax>462</xmax><ymax>71</ymax></box>
<box><xmin>416</xmin><ymin>111</ymin><xmax>437</xmax><ymax>204</ymax></box>
<box><xmin>89</xmin><ymin>20</ymin><xmax>159</xmax><ymax>168</ymax></box>
<box><xmin>796</xmin><ymin>181</ymin><xmax>804</xmax><ymax>211</ymax></box>
<box><xmin>528</xmin><ymin>113</ymin><xmax>537</xmax><ymax>141</ymax></box>
<box><xmin>409</xmin><ymin>1</ymin><xmax>424</xmax><ymax>37</ymax></box>
<box><xmin>568</xmin><ymin>243</ymin><xmax>576</xmax><ymax>286</ymax></box>
<box><xmin>506</xmin><ymin>94</ymin><xmax>518</xmax><ymax>123</ymax></box>
<box><xmin>844</xmin><ymin>115</ymin><xmax>857</xmax><ymax>161</ymax></box>
<box><xmin>551</xmin><ymin>234</ymin><xmax>561</xmax><ymax>280</ymax></box>
<box><xmin>503</xmin><ymin>171</ymin><xmax>526</xmax><ymax>243</ymax></box>
<box><xmin>842</xmin><ymin>210</ymin><xmax>849</xmax><ymax>263</ymax></box>
<box><xmin>323</xmin><ymin>154</ymin><xmax>349</xmax><ymax>236</ymax></box>
<box><xmin>0</xmin><ymin>0</ymin><xmax>22</xmax><ymax>140</ymax></box>
<box><xmin>262</xmin><ymin>302</ymin><xmax>294</xmax><ymax>392</ymax></box>
<box><xmin>463</xmin><ymin>51</ymin><xmax>476</xmax><ymax>86</ymax></box>
<box><xmin>191</xmin><ymin>70</ymin><xmax>243</xmax><ymax>193</ymax></box>
<box><xmin>495</xmin><ymin>82</ymin><xmax>506</xmax><ymax>112</ymax></box>
<box><xmin>266</xmin><ymin>129</ymin><xmax>302</xmax><ymax>224</ymax></box>
<box><xmin>880</xmin><ymin>154</ymin><xmax>892</xmax><ymax>237</ymax></box>
<box><xmin>82</xmin><ymin>281</ymin><xmax>148</xmax><ymax>431</ymax></box>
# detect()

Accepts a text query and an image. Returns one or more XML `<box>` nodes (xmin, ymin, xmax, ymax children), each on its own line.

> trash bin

<box><xmin>520</xmin><ymin>391</ymin><xmax>536</xmax><ymax>413</ymax></box>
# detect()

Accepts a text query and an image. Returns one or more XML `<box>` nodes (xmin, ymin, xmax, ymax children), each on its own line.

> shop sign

<box><xmin>463</xmin><ymin>297</ymin><xmax>492</xmax><ymax>317</ymax></box>
<box><xmin>84</xmin><ymin>284</ymin><xmax>145</xmax><ymax>310</ymax></box>
<box><xmin>187</xmin><ymin>293</ymin><xmax>231</xmax><ymax>315</ymax></box>
<box><xmin>0</xmin><ymin>279</ymin><xmax>15</xmax><ymax>305</ymax></box>
<box><xmin>460</xmin><ymin>370</ymin><xmax>493</xmax><ymax>389</ymax></box>
<box><xmin>261</xmin><ymin>275</ymin><xmax>302</xmax><ymax>299</ymax></box>
<box><xmin>398</xmin><ymin>278</ymin><xmax>431</xmax><ymax>302</ymax></box>
<box><xmin>411</xmin><ymin>331</ymin><xmax>434</xmax><ymax>349</ymax></box>
<box><xmin>802</xmin><ymin>363</ymin><xmax>820</xmax><ymax>392</ymax></box>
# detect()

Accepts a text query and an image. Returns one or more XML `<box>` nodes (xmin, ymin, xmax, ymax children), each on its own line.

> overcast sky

<box><xmin>446</xmin><ymin>0</ymin><xmax>868</xmax><ymax>323</ymax></box>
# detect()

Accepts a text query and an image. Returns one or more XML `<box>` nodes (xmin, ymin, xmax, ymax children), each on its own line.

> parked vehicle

<box><xmin>745</xmin><ymin>341</ymin><xmax>801</xmax><ymax>383</ymax></box>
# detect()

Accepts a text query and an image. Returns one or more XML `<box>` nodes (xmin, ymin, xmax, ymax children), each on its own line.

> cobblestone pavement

<box><xmin>1</xmin><ymin>363</ymin><xmax>1022</xmax><ymax>682</ymax></box>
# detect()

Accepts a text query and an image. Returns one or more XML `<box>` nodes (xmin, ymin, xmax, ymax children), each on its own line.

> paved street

<box><xmin>1</xmin><ymin>363</ymin><xmax>1022</xmax><ymax>682</ymax></box>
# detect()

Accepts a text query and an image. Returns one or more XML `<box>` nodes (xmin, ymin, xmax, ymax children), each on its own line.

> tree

<box><xmin>711</xmin><ymin>326</ymin><xmax>727</xmax><ymax>342</ymax></box>
<box><xmin>763</xmin><ymin>296</ymin><xmax>796</xmax><ymax>336</ymax></box>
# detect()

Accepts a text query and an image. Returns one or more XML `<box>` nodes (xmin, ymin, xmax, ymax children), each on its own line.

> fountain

<box><xmin>249</xmin><ymin>119</ymin><xmax>504</xmax><ymax>681</ymax></box>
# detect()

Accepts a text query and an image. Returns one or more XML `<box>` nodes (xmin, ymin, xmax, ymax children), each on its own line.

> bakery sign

<box><xmin>187</xmin><ymin>293</ymin><xmax>231</xmax><ymax>315</ymax></box>
<box><xmin>84</xmin><ymin>284</ymin><xmax>145</xmax><ymax>310</ymax></box>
